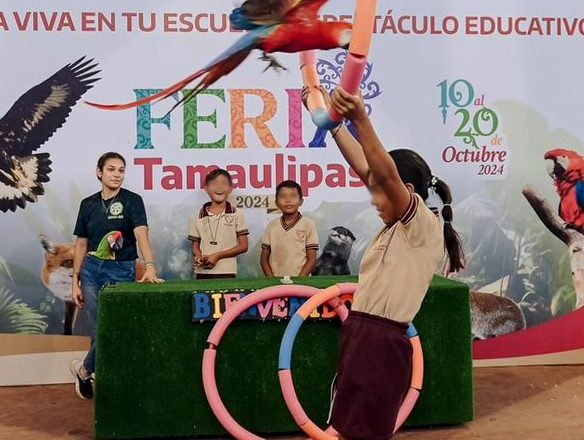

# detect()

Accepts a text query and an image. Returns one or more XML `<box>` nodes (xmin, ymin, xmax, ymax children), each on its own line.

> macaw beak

<box><xmin>110</xmin><ymin>231</ymin><xmax>124</xmax><ymax>251</ymax></box>
<box><xmin>545</xmin><ymin>158</ymin><xmax>557</xmax><ymax>177</ymax></box>
<box><xmin>545</xmin><ymin>156</ymin><xmax>568</xmax><ymax>181</ymax></box>
<box><xmin>546</xmin><ymin>159</ymin><xmax>566</xmax><ymax>180</ymax></box>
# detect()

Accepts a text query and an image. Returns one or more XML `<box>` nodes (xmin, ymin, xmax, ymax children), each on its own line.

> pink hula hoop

<box><xmin>202</xmin><ymin>284</ymin><xmax>352</xmax><ymax>440</ymax></box>
<box><xmin>278</xmin><ymin>285</ymin><xmax>424</xmax><ymax>440</ymax></box>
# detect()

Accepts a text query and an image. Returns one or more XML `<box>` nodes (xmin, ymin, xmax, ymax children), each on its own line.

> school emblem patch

<box><xmin>109</xmin><ymin>202</ymin><xmax>124</xmax><ymax>216</ymax></box>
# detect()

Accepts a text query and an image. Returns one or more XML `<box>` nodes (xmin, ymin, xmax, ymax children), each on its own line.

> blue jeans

<box><xmin>81</xmin><ymin>255</ymin><xmax>135</xmax><ymax>374</ymax></box>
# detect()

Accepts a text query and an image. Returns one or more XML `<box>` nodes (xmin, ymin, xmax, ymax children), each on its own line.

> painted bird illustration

<box><xmin>86</xmin><ymin>0</ymin><xmax>352</xmax><ymax>113</ymax></box>
<box><xmin>88</xmin><ymin>231</ymin><xmax>124</xmax><ymax>260</ymax></box>
<box><xmin>313</xmin><ymin>226</ymin><xmax>356</xmax><ymax>276</ymax></box>
<box><xmin>545</xmin><ymin>148</ymin><xmax>584</xmax><ymax>232</ymax></box>
<box><xmin>0</xmin><ymin>57</ymin><xmax>100</xmax><ymax>213</ymax></box>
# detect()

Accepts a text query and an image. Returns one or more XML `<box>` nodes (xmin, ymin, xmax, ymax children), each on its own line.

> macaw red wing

<box><xmin>284</xmin><ymin>0</ymin><xmax>329</xmax><ymax>22</ymax></box>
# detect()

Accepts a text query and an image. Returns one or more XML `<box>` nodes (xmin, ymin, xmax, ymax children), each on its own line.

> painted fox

<box><xmin>39</xmin><ymin>235</ymin><xmax>145</xmax><ymax>335</ymax></box>
<box><xmin>40</xmin><ymin>235</ymin><xmax>77</xmax><ymax>335</ymax></box>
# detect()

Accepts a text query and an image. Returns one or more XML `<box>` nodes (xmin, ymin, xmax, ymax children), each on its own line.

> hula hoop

<box><xmin>278</xmin><ymin>286</ymin><xmax>424</xmax><ymax>440</ymax></box>
<box><xmin>202</xmin><ymin>284</ymin><xmax>355</xmax><ymax>440</ymax></box>
<box><xmin>301</xmin><ymin>0</ymin><xmax>378</xmax><ymax>130</ymax></box>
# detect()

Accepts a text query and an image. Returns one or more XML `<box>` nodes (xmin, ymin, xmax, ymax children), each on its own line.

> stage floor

<box><xmin>0</xmin><ymin>366</ymin><xmax>582</xmax><ymax>440</ymax></box>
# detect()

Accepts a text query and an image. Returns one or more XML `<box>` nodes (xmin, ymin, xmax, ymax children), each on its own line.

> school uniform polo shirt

<box><xmin>352</xmin><ymin>193</ymin><xmax>444</xmax><ymax>323</ymax></box>
<box><xmin>261</xmin><ymin>213</ymin><xmax>319</xmax><ymax>277</ymax></box>
<box><xmin>188</xmin><ymin>202</ymin><xmax>249</xmax><ymax>275</ymax></box>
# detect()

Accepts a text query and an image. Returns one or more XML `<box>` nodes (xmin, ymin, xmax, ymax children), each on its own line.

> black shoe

<box><xmin>69</xmin><ymin>358</ymin><xmax>94</xmax><ymax>400</ymax></box>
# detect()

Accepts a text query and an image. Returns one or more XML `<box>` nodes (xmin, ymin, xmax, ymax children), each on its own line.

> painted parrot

<box><xmin>88</xmin><ymin>231</ymin><xmax>123</xmax><ymax>260</ymax></box>
<box><xmin>86</xmin><ymin>0</ymin><xmax>352</xmax><ymax>113</ymax></box>
<box><xmin>545</xmin><ymin>148</ymin><xmax>584</xmax><ymax>231</ymax></box>
<box><xmin>0</xmin><ymin>57</ymin><xmax>100</xmax><ymax>213</ymax></box>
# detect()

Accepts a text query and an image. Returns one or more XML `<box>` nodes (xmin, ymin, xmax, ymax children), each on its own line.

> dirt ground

<box><xmin>0</xmin><ymin>365</ymin><xmax>582</xmax><ymax>440</ymax></box>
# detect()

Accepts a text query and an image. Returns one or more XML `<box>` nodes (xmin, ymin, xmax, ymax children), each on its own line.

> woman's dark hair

<box><xmin>97</xmin><ymin>152</ymin><xmax>126</xmax><ymax>181</ymax></box>
<box><xmin>276</xmin><ymin>180</ymin><xmax>303</xmax><ymax>199</ymax></box>
<box><xmin>205</xmin><ymin>168</ymin><xmax>233</xmax><ymax>187</ymax></box>
<box><xmin>388</xmin><ymin>149</ymin><xmax>464</xmax><ymax>273</ymax></box>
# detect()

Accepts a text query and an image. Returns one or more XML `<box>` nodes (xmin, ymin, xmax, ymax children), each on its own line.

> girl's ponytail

<box><xmin>432</xmin><ymin>176</ymin><xmax>465</xmax><ymax>273</ymax></box>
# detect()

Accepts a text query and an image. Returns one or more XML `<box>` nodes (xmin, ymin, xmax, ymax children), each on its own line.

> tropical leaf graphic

<box><xmin>551</xmin><ymin>285</ymin><xmax>577</xmax><ymax>317</ymax></box>
<box><xmin>0</xmin><ymin>287</ymin><xmax>47</xmax><ymax>334</ymax></box>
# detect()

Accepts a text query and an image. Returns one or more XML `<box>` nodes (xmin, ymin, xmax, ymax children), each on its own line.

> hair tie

<box><xmin>442</xmin><ymin>204</ymin><xmax>452</xmax><ymax>224</ymax></box>
<box><xmin>330</xmin><ymin>125</ymin><xmax>342</xmax><ymax>138</ymax></box>
<box><xmin>430</xmin><ymin>175</ymin><xmax>439</xmax><ymax>188</ymax></box>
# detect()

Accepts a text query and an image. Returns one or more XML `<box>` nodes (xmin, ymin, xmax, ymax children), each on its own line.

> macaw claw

<box><xmin>260</xmin><ymin>52</ymin><xmax>288</xmax><ymax>73</ymax></box>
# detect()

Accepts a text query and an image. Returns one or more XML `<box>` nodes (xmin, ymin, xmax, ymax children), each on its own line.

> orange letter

<box><xmin>229</xmin><ymin>89</ymin><xmax>280</xmax><ymax>148</ymax></box>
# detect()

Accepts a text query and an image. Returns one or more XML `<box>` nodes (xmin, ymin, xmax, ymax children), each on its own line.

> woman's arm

<box><xmin>134</xmin><ymin>226</ymin><xmax>164</xmax><ymax>283</ymax></box>
<box><xmin>331</xmin><ymin>87</ymin><xmax>411</xmax><ymax>215</ymax></box>
<box><xmin>72</xmin><ymin>238</ymin><xmax>88</xmax><ymax>308</ymax></box>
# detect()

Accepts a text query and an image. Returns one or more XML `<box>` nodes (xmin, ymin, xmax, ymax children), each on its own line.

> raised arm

<box><xmin>302</xmin><ymin>86</ymin><xmax>369</xmax><ymax>184</ymax></box>
<box><xmin>331</xmin><ymin>125</ymin><xmax>370</xmax><ymax>184</ymax></box>
<box><xmin>330</xmin><ymin>87</ymin><xmax>411</xmax><ymax>216</ymax></box>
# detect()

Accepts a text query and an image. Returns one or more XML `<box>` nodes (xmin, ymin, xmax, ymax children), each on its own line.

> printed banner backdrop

<box><xmin>1</xmin><ymin>0</ymin><xmax>584</xmax><ymax>377</ymax></box>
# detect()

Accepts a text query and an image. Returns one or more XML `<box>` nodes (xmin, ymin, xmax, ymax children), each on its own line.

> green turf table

<box><xmin>95</xmin><ymin>275</ymin><xmax>473</xmax><ymax>439</ymax></box>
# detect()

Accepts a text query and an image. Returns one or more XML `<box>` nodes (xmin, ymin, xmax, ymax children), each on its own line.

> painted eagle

<box><xmin>0</xmin><ymin>57</ymin><xmax>100</xmax><ymax>213</ymax></box>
